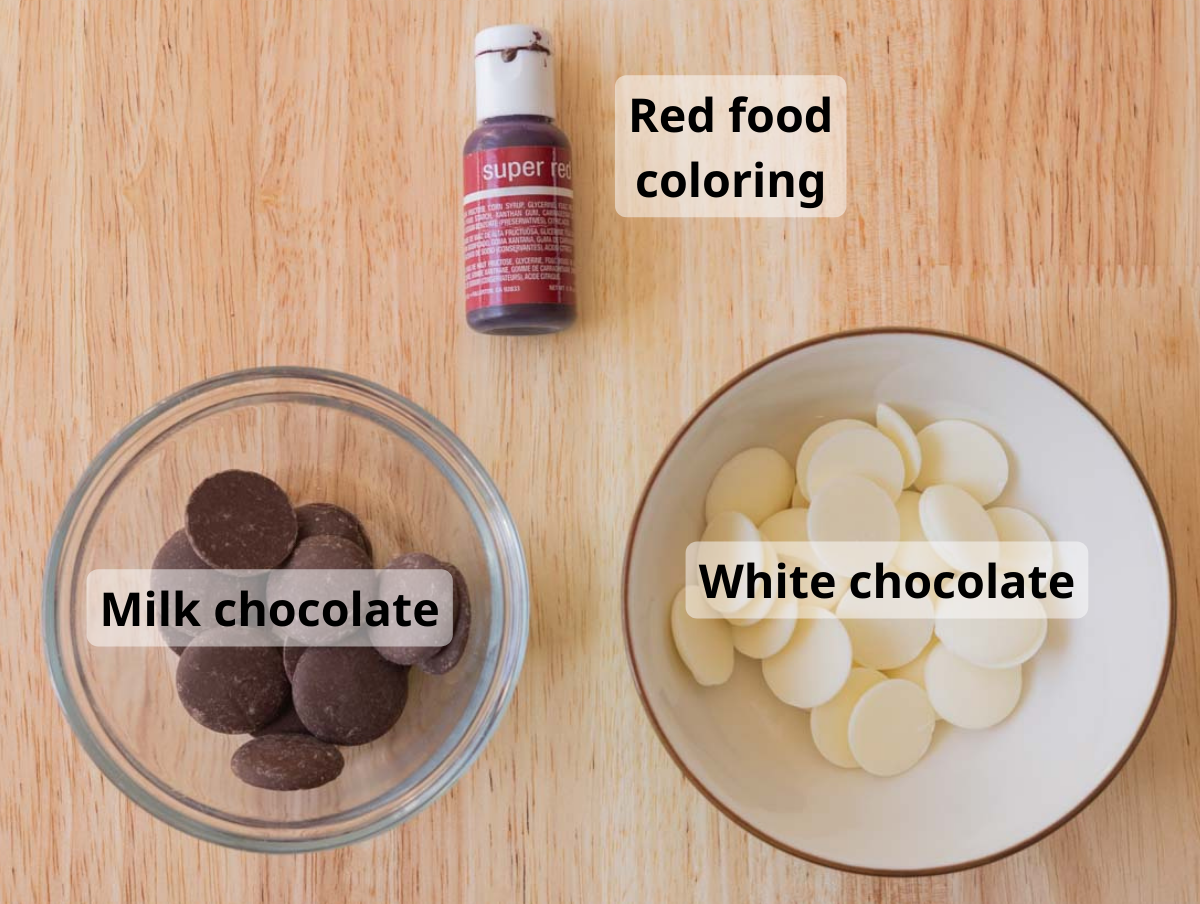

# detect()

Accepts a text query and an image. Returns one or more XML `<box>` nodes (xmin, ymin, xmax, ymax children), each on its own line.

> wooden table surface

<box><xmin>2</xmin><ymin>0</ymin><xmax>1198</xmax><ymax>901</ymax></box>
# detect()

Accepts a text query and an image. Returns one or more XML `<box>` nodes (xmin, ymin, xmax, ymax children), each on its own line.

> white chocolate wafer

<box><xmin>705</xmin><ymin>447</ymin><xmax>795</xmax><ymax>525</ymax></box>
<box><xmin>885</xmin><ymin>639</ymin><xmax>937</xmax><ymax>690</ymax></box>
<box><xmin>988</xmin><ymin>506</ymin><xmax>1054</xmax><ymax>575</ymax></box>
<box><xmin>918</xmin><ymin>484</ymin><xmax>998</xmax><ymax>573</ymax></box>
<box><xmin>794</xmin><ymin>419</ymin><xmax>872</xmax><ymax>501</ymax></box>
<box><xmin>935</xmin><ymin>594</ymin><xmax>1048</xmax><ymax>669</ymax></box>
<box><xmin>807</xmin><ymin>476</ymin><xmax>900</xmax><ymax>577</ymax></box>
<box><xmin>759</xmin><ymin>507</ymin><xmax>817</xmax><ymax>569</ymax></box>
<box><xmin>670</xmin><ymin>587</ymin><xmax>734</xmax><ymax>687</ymax></box>
<box><xmin>732</xmin><ymin>597</ymin><xmax>798</xmax><ymax>659</ymax></box>
<box><xmin>697</xmin><ymin>511</ymin><xmax>765</xmax><ymax>615</ymax></box>
<box><xmin>847</xmin><ymin>679</ymin><xmax>937</xmax><ymax>776</ymax></box>
<box><xmin>762</xmin><ymin>607</ymin><xmax>852</xmax><ymax>709</ymax></box>
<box><xmin>892</xmin><ymin>490</ymin><xmax>950</xmax><ymax>577</ymax></box>
<box><xmin>914</xmin><ymin>420</ymin><xmax>1009</xmax><ymax>505</ymax></box>
<box><xmin>811</xmin><ymin>667</ymin><xmax>887</xmax><ymax>768</ymax></box>
<box><xmin>836</xmin><ymin>589</ymin><xmax>934</xmax><ymax>671</ymax></box>
<box><xmin>876</xmin><ymin>404</ymin><xmax>921</xmax><ymax>488</ymax></box>
<box><xmin>924</xmin><ymin>642</ymin><xmax>1022</xmax><ymax>729</ymax></box>
<box><xmin>807</xmin><ymin>427</ymin><xmax>906</xmax><ymax>502</ymax></box>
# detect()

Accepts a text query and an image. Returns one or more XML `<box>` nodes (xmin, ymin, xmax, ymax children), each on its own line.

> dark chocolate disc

<box><xmin>152</xmin><ymin>527</ymin><xmax>212</xmax><ymax>572</ymax></box>
<box><xmin>282</xmin><ymin>638</ymin><xmax>307</xmax><ymax>682</ymax></box>
<box><xmin>419</xmin><ymin>563</ymin><xmax>471</xmax><ymax>675</ymax></box>
<box><xmin>291</xmin><ymin>646</ymin><xmax>409</xmax><ymax>746</ymax></box>
<box><xmin>267</xmin><ymin>536</ymin><xmax>375</xmax><ymax>646</ymax></box>
<box><xmin>174</xmin><ymin>628</ymin><xmax>289</xmax><ymax>733</ymax></box>
<box><xmin>185</xmin><ymin>470</ymin><xmax>297</xmax><ymax>572</ymax></box>
<box><xmin>250</xmin><ymin>701</ymin><xmax>310</xmax><ymax>737</ymax></box>
<box><xmin>295</xmin><ymin>502</ymin><xmax>372</xmax><ymax>560</ymax></box>
<box><xmin>152</xmin><ymin>528</ymin><xmax>263</xmax><ymax>638</ymax></box>
<box><xmin>283</xmin><ymin>631</ymin><xmax>371</xmax><ymax>680</ymax></box>
<box><xmin>370</xmin><ymin>553</ymin><xmax>471</xmax><ymax>673</ymax></box>
<box><xmin>383</xmin><ymin>551</ymin><xmax>441</xmax><ymax>570</ymax></box>
<box><xmin>370</xmin><ymin>553</ymin><xmax>441</xmax><ymax>665</ymax></box>
<box><xmin>151</xmin><ymin>532</ymin><xmax>203</xmax><ymax>651</ymax></box>
<box><xmin>231</xmin><ymin>734</ymin><xmax>344</xmax><ymax>791</ymax></box>
<box><xmin>159</xmin><ymin>622</ymin><xmax>193</xmax><ymax>655</ymax></box>
<box><xmin>281</xmin><ymin>534</ymin><xmax>373</xmax><ymax>570</ymax></box>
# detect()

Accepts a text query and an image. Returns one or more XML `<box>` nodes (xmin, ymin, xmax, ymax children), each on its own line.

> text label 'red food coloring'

<box><xmin>615</xmin><ymin>76</ymin><xmax>847</xmax><ymax>218</ymax></box>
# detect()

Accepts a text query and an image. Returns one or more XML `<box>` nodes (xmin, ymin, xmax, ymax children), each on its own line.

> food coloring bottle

<box><xmin>464</xmin><ymin>25</ymin><xmax>576</xmax><ymax>335</ymax></box>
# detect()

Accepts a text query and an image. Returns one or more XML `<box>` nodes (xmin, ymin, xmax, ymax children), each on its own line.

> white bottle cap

<box><xmin>474</xmin><ymin>25</ymin><xmax>556</xmax><ymax>121</ymax></box>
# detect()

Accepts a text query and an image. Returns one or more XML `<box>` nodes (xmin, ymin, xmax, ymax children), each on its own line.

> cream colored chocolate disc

<box><xmin>918</xmin><ymin>484</ymin><xmax>998</xmax><ymax>573</ymax></box>
<box><xmin>811</xmin><ymin>667</ymin><xmax>886</xmax><ymax>768</ymax></box>
<box><xmin>757</xmin><ymin>508</ymin><xmax>850</xmax><ymax>610</ymax></box>
<box><xmin>875</xmin><ymin>403</ymin><xmax>922</xmax><ymax>488</ymax></box>
<box><xmin>892</xmin><ymin>490</ymin><xmax>949</xmax><ymax>577</ymax></box>
<box><xmin>988</xmin><ymin>506</ymin><xmax>1054</xmax><ymax>575</ymax></box>
<box><xmin>835</xmin><ymin>589</ymin><xmax>935</xmax><ymax>671</ymax></box>
<box><xmin>807</xmin><ymin>475</ymin><xmax>900</xmax><ymax>577</ymax></box>
<box><xmin>885</xmin><ymin>638</ymin><xmax>937</xmax><ymax>690</ymax></box>
<box><xmin>696</xmin><ymin>511</ymin><xmax>766</xmax><ymax>615</ymax></box>
<box><xmin>723</xmin><ymin>538</ymin><xmax>780</xmax><ymax>627</ymax></box>
<box><xmin>758</xmin><ymin>507</ymin><xmax>817</xmax><ymax>569</ymax></box>
<box><xmin>794</xmin><ymin>419</ymin><xmax>872</xmax><ymax>502</ymax></box>
<box><xmin>670</xmin><ymin>587</ymin><xmax>734</xmax><ymax>687</ymax></box>
<box><xmin>806</xmin><ymin>427</ymin><xmax>906</xmax><ymax>501</ymax></box>
<box><xmin>847</xmin><ymin>679</ymin><xmax>937</xmax><ymax>777</ymax></box>
<box><xmin>924</xmin><ymin>642</ymin><xmax>1023</xmax><ymax>729</ymax></box>
<box><xmin>934</xmin><ymin>594</ymin><xmax>1048</xmax><ymax>669</ymax></box>
<box><xmin>732</xmin><ymin>597</ymin><xmax>798</xmax><ymax>659</ymax></box>
<box><xmin>761</xmin><ymin>606</ymin><xmax>852</xmax><ymax>709</ymax></box>
<box><xmin>914</xmin><ymin>419</ymin><xmax>1009</xmax><ymax>505</ymax></box>
<box><xmin>705</xmin><ymin>446</ymin><xmax>796</xmax><ymax>525</ymax></box>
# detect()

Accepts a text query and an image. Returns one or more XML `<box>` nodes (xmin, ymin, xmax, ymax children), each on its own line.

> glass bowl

<box><xmin>43</xmin><ymin>367</ymin><xmax>529</xmax><ymax>851</ymax></box>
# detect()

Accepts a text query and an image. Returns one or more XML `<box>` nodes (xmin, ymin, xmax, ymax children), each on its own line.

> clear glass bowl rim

<box><xmin>42</xmin><ymin>366</ymin><xmax>530</xmax><ymax>852</ymax></box>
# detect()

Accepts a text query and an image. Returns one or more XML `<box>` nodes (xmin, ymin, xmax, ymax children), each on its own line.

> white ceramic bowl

<box><xmin>623</xmin><ymin>329</ymin><xmax>1174</xmax><ymax>875</ymax></box>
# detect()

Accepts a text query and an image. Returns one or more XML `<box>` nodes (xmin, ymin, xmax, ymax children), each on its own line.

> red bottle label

<box><xmin>463</xmin><ymin>146</ymin><xmax>575</xmax><ymax>312</ymax></box>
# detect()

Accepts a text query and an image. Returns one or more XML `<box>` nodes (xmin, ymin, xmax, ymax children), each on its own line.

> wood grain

<box><xmin>2</xmin><ymin>0</ymin><xmax>1198</xmax><ymax>901</ymax></box>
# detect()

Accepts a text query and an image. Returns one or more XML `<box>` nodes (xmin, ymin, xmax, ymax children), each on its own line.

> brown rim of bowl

<box><xmin>621</xmin><ymin>326</ymin><xmax>1177</xmax><ymax>878</ymax></box>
